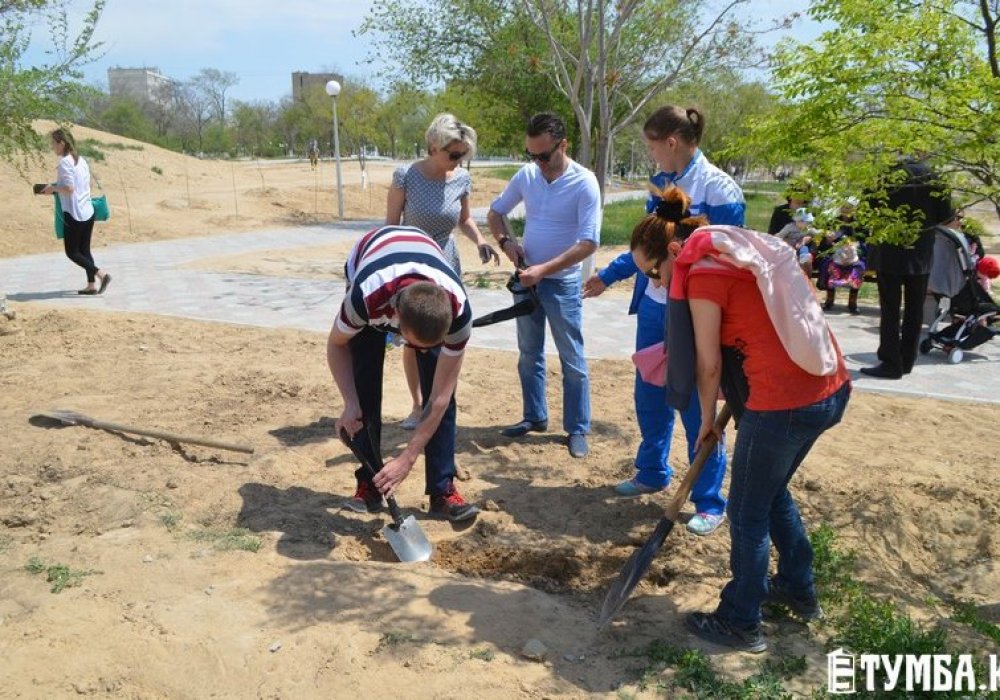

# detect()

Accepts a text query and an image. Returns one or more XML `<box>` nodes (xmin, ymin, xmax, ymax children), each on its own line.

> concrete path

<box><xmin>2</xmin><ymin>221</ymin><xmax>998</xmax><ymax>405</ymax></box>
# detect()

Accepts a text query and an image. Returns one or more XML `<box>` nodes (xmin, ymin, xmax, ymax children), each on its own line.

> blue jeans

<box><xmin>716</xmin><ymin>382</ymin><xmax>851</xmax><ymax>629</ymax></box>
<box><xmin>634</xmin><ymin>296</ymin><xmax>727</xmax><ymax>514</ymax></box>
<box><xmin>515</xmin><ymin>276</ymin><xmax>590</xmax><ymax>435</ymax></box>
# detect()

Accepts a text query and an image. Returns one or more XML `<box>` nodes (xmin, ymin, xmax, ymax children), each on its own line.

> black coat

<box><xmin>768</xmin><ymin>204</ymin><xmax>794</xmax><ymax>235</ymax></box>
<box><xmin>867</xmin><ymin>160</ymin><xmax>952</xmax><ymax>276</ymax></box>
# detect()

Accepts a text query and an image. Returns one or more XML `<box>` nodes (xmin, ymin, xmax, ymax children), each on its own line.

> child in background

<box><xmin>775</xmin><ymin>208</ymin><xmax>816</xmax><ymax>275</ymax></box>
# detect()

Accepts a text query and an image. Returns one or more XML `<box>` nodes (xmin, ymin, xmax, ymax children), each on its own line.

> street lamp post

<box><xmin>325</xmin><ymin>79</ymin><xmax>344</xmax><ymax>220</ymax></box>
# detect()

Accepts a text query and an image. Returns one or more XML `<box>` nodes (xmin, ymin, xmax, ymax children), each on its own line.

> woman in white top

<box><xmin>386</xmin><ymin>114</ymin><xmax>498</xmax><ymax>429</ymax></box>
<box><xmin>41</xmin><ymin>129</ymin><xmax>111</xmax><ymax>295</ymax></box>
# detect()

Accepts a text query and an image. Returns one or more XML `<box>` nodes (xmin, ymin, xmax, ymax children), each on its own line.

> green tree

<box><xmin>190</xmin><ymin>67</ymin><xmax>239</xmax><ymax>125</ymax></box>
<box><xmin>741</xmin><ymin>0</ymin><xmax>1000</xmax><ymax>242</ymax></box>
<box><xmin>1</xmin><ymin>0</ymin><xmax>105</xmax><ymax>167</ymax></box>
<box><xmin>92</xmin><ymin>97</ymin><xmax>155</xmax><ymax>144</ymax></box>
<box><xmin>358</xmin><ymin>0</ymin><xmax>759</xmax><ymax>196</ymax></box>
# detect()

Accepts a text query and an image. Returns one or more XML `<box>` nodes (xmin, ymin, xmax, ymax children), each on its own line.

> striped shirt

<box><xmin>335</xmin><ymin>226</ymin><xmax>473</xmax><ymax>356</ymax></box>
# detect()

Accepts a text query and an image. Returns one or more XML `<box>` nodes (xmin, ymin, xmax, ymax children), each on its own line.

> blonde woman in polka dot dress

<box><xmin>387</xmin><ymin>113</ymin><xmax>500</xmax><ymax>428</ymax></box>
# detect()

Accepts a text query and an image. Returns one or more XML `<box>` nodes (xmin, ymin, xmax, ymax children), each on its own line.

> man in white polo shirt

<box><xmin>487</xmin><ymin>112</ymin><xmax>601</xmax><ymax>458</ymax></box>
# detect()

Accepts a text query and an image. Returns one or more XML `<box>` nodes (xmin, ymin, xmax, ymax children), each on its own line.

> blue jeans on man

<box><xmin>634</xmin><ymin>295</ymin><xmax>727</xmax><ymax>514</ymax></box>
<box><xmin>515</xmin><ymin>276</ymin><xmax>590</xmax><ymax>435</ymax></box>
<box><xmin>715</xmin><ymin>382</ymin><xmax>850</xmax><ymax>629</ymax></box>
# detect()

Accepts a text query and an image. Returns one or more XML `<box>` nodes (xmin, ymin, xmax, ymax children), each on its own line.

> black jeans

<box><xmin>876</xmin><ymin>272</ymin><xmax>929</xmax><ymax>375</ymax></box>
<box><xmin>348</xmin><ymin>326</ymin><xmax>458</xmax><ymax>496</ymax></box>
<box><xmin>62</xmin><ymin>212</ymin><xmax>98</xmax><ymax>283</ymax></box>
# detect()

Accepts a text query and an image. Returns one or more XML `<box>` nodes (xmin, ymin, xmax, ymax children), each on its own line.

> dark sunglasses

<box><xmin>446</xmin><ymin>150</ymin><xmax>467</xmax><ymax>162</ymax></box>
<box><xmin>525</xmin><ymin>141</ymin><xmax>562</xmax><ymax>163</ymax></box>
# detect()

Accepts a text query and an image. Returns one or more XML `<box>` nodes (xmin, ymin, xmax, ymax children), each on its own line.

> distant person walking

<box><xmin>41</xmin><ymin>129</ymin><xmax>111</xmax><ymax>295</ymax></box>
<box><xmin>386</xmin><ymin>114</ymin><xmax>500</xmax><ymax>429</ymax></box>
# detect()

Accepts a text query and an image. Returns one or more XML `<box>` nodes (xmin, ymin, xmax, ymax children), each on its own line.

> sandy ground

<box><xmin>1</xmin><ymin>306</ymin><xmax>998</xmax><ymax>698</ymax></box>
<box><xmin>2</xmin><ymin>123</ymin><xmax>511</xmax><ymax>260</ymax></box>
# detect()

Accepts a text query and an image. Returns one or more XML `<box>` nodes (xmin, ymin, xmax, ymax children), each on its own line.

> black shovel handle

<box><xmin>339</xmin><ymin>425</ymin><xmax>405</xmax><ymax>528</ymax></box>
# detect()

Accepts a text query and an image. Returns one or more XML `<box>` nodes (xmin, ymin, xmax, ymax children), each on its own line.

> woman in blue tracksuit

<box><xmin>583</xmin><ymin>105</ymin><xmax>744</xmax><ymax>536</ymax></box>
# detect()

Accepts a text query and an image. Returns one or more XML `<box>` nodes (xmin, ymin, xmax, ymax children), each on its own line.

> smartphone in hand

<box><xmin>33</xmin><ymin>184</ymin><xmax>48</xmax><ymax>195</ymax></box>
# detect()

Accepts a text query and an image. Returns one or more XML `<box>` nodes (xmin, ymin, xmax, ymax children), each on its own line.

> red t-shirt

<box><xmin>687</xmin><ymin>273</ymin><xmax>850</xmax><ymax>411</ymax></box>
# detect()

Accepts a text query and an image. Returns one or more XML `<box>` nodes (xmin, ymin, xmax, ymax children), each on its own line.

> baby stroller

<box><xmin>921</xmin><ymin>225</ymin><xmax>1000</xmax><ymax>364</ymax></box>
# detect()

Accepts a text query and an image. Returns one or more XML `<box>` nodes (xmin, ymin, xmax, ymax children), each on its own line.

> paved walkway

<box><xmin>2</xmin><ymin>221</ymin><xmax>998</xmax><ymax>405</ymax></box>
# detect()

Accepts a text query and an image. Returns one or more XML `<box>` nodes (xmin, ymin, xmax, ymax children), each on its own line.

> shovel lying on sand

<box><xmin>339</xmin><ymin>425</ymin><xmax>433</xmax><ymax>563</ymax></box>
<box><xmin>38</xmin><ymin>409</ymin><xmax>254</xmax><ymax>454</ymax></box>
<box><xmin>598</xmin><ymin>404</ymin><xmax>733</xmax><ymax>627</ymax></box>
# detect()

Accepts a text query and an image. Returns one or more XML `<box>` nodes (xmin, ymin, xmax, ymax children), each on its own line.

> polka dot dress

<box><xmin>392</xmin><ymin>164</ymin><xmax>472</xmax><ymax>274</ymax></box>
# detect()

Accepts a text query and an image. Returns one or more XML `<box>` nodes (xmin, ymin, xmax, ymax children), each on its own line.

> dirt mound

<box><xmin>0</xmin><ymin>122</ymin><xmax>511</xmax><ymax>260</ymax></box>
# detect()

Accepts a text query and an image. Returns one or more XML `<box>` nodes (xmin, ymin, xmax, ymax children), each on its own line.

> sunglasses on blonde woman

<box><xmin>446</xmin><ymin>150</ymin><xmax>467</xmax><ymax>162</ymax></box>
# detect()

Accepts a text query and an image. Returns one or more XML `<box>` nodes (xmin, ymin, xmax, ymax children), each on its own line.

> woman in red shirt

<box><xmin>630</xmin><ymin>186</ymin><xmax>851</xmax><ymax>653</ymax></box>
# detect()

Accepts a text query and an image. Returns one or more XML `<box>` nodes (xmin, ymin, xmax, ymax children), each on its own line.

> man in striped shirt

<box><xmin>328</xmin><ymin>225</ymin><xmax>480</xmax><ymax>521</ymax></box>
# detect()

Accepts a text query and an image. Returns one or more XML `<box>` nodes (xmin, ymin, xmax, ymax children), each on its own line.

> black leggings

<box><xmin>63</xmin><ymin>212</ymin><xmax>98</xmax><ymax>283</ymax></box>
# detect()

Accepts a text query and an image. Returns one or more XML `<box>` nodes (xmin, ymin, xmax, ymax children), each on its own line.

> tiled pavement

<box><xmin>2</xmin><ymin>220</ymin><xmax>998</xmax><ymax>405</ymax></box>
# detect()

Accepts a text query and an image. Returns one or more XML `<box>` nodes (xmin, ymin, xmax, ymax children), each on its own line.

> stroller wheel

<box><xmin>919</xmin><ymin>338</ymin><xmax>934</xmax><ymax>355</ymax></box>
<box><xmin>947</xmin><ymin>348</ymin><xmax>964</xmax><ymax>365</ymax></box>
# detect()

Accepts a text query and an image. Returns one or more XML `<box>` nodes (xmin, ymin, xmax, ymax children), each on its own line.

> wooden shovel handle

<box><xmin>663</xmin><ymin>404</ymin><xmax>732</xmax><ymax>521</ymax></box>
<box><xmin>85</xmin><ymin>417</ymin><xmax>254</xmax><ymax>454</ymax></box>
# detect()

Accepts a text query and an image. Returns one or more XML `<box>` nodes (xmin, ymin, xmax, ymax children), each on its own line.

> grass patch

<box><xmin>151</xmin><ymin>165</ymin><xmax>163</xmax><ymax>175</ymax></box>
<box><xmin>78</xmin><ymin>139</ymin><xmax>106</xmax><ymax>162</ymax></box>
<box><xmin>623</xmin><ymin>641</ymin><xmax>803</xmax><ymax>698</ymax></box>
<box><xmin>188</xmin><ymin>527</ymin><xmax>261</xmax><ymax>553</ymax></box>
<box><xmin>809</xmin><ymin>523</ymin><xmax>861</xmax><ymax>606</ymax></box>
<box><xmin>24</xmin><ymin>556</ymin><xmax>101</xmax><ymax>593</ymax></box>
<box><xmin>468</xmin><ymin>647</ymin><xmax>495</xmax><ymax>662</ymax></box>
<box><xmin>950</xmin><ymin>600</ymin><xmax>1000</xmax><ymax>646</ymax></box>
<box><xmin>601</xmin><ymin>198</ymin><xmax>647</xmax><ymax>246</ymax></box>
<box><xmin>159</xmin><ymin>511</ymin><xmax>182</xmax><ymax>531</ymax></box>
<box><xmin>375</xmin><ymin>631</ymin><xmax>419</xmax><ymax>652</ymax></box>
<box><xmin>504</xmin><ymin>190</ymin><xmax>779</xmax><ymax>249</ymax></box>
<box><xmin>477</xmin><ymin>164</ymin><xmax>521</xmax><ymax>180</ymax></box>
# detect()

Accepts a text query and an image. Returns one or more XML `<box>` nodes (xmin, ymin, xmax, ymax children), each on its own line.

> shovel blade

<box><xmin>381</xmin><ymin>515</ymin><xmax>433</xmax><ymax>563</ymax></box>
<box><xmin>598</xmin><ymin>517</ymin><xmax>675</xmax><ymax>627</ymax></box>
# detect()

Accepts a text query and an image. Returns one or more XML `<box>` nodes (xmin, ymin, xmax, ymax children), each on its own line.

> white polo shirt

<box><xmin>490</xmin><ymin>159</ymin><xmax>601</xmax><ymax>280</ymax></box>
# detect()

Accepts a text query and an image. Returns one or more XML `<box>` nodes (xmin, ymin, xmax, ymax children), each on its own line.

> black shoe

<box><xmin>501</xmin><ymin>419</ymin><xmax>547</xmax><ymax>438</ymax></box>
<box><xmin>848</xmin><ymin>305</ymin><xmax>860</xmax><ymax>315</ymax></box>
<box><xmin>764</xmin><ymin>577</ymin><xmax>823</xmax><ymax>621</ymax></box>
<box><xmin>685</xmin><ymin>612</ymin><xmax>767</xmax><ymax>653</ymax></box>
<box><xmin>823</xmin><ymin>301</ymin><xmax>834</xmax><ymax>311</ymax></box>
<box><xmin>429</xmin><ymin>489</ymin><xmax>480</xmax><ymax>522</ymax></box>
<box><xmin>859</xmin><ymin>364</ymin><xmax>902</xmax><ymax>379</ymax></box>
<box><xmin>98</xmin><ymin>273</ymin><xmax>112</xmax><ymax>295</ymax></box>
<box><xmin>342</xmin><ymin>481</ymin><xmax>385</xmax><ymax>513</ymax></box>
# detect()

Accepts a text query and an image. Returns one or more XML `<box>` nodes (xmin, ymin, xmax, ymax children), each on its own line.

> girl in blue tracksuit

<box><xmin>583</xmin><ymin>105</ymin><xmax>744</xmax><ymax>536</ymax></box>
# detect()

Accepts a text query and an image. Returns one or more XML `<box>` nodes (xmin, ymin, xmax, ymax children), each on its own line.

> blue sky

<box><xmin>24</xmin><ymin>0</ymin><xmax>824</xmax><ymax>102</ymax></box>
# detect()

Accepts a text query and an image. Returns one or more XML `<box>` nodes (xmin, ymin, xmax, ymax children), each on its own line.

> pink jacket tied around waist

<box><xmin>671</xmin><ymin>225</ymin><xmax>840</xmax><ymax>378</ymax></box>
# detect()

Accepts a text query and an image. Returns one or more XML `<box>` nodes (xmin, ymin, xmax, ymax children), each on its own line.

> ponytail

<box><xmin>643</xmin><ymin>105</ymin><xmax>705</xmax><ymax>145</ymax></box>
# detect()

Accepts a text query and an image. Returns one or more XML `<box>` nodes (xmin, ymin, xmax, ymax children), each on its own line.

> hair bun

<box><xmin>655</xmin><ymin>198</ymin><xmax>686</xmax><ymax>222</ymax></box>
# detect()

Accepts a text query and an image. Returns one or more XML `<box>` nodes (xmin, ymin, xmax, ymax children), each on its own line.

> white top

<box><xmin>490</xmin><ymin>159</ymin><xmax>601</xmax><ymax>280</ymax></box>
<box><xmin>56</xmin><ymin>155</ymin><xmax>95</xmax><ymax>222</ymax></box>
<box><xmin>644</xmin><ymin>282</ymin><xmax>668</xmax><ymax>304</ymax></box>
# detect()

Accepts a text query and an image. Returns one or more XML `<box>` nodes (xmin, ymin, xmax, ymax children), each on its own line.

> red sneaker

<box><xmin>342</xmin><ymin>481</ymin><xmax>384</xmax><ymax>513</ymax></box>
<box><xmin>429</xmin><ymin>489</ymin><xmax>480</xmax><ymax>522</ymax></box>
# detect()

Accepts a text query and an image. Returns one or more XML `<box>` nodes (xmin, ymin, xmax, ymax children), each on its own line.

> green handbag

<box><xmin>91</xmin><ymin>194</ymin><xmax>110</xmax><ymax>222</ymax></box>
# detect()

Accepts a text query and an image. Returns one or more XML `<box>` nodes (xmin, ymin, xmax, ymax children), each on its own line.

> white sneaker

<box><xmin>687</xmin><ymin>512</ymin><xmax>726</xmax><ymax>536</ymax></box>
